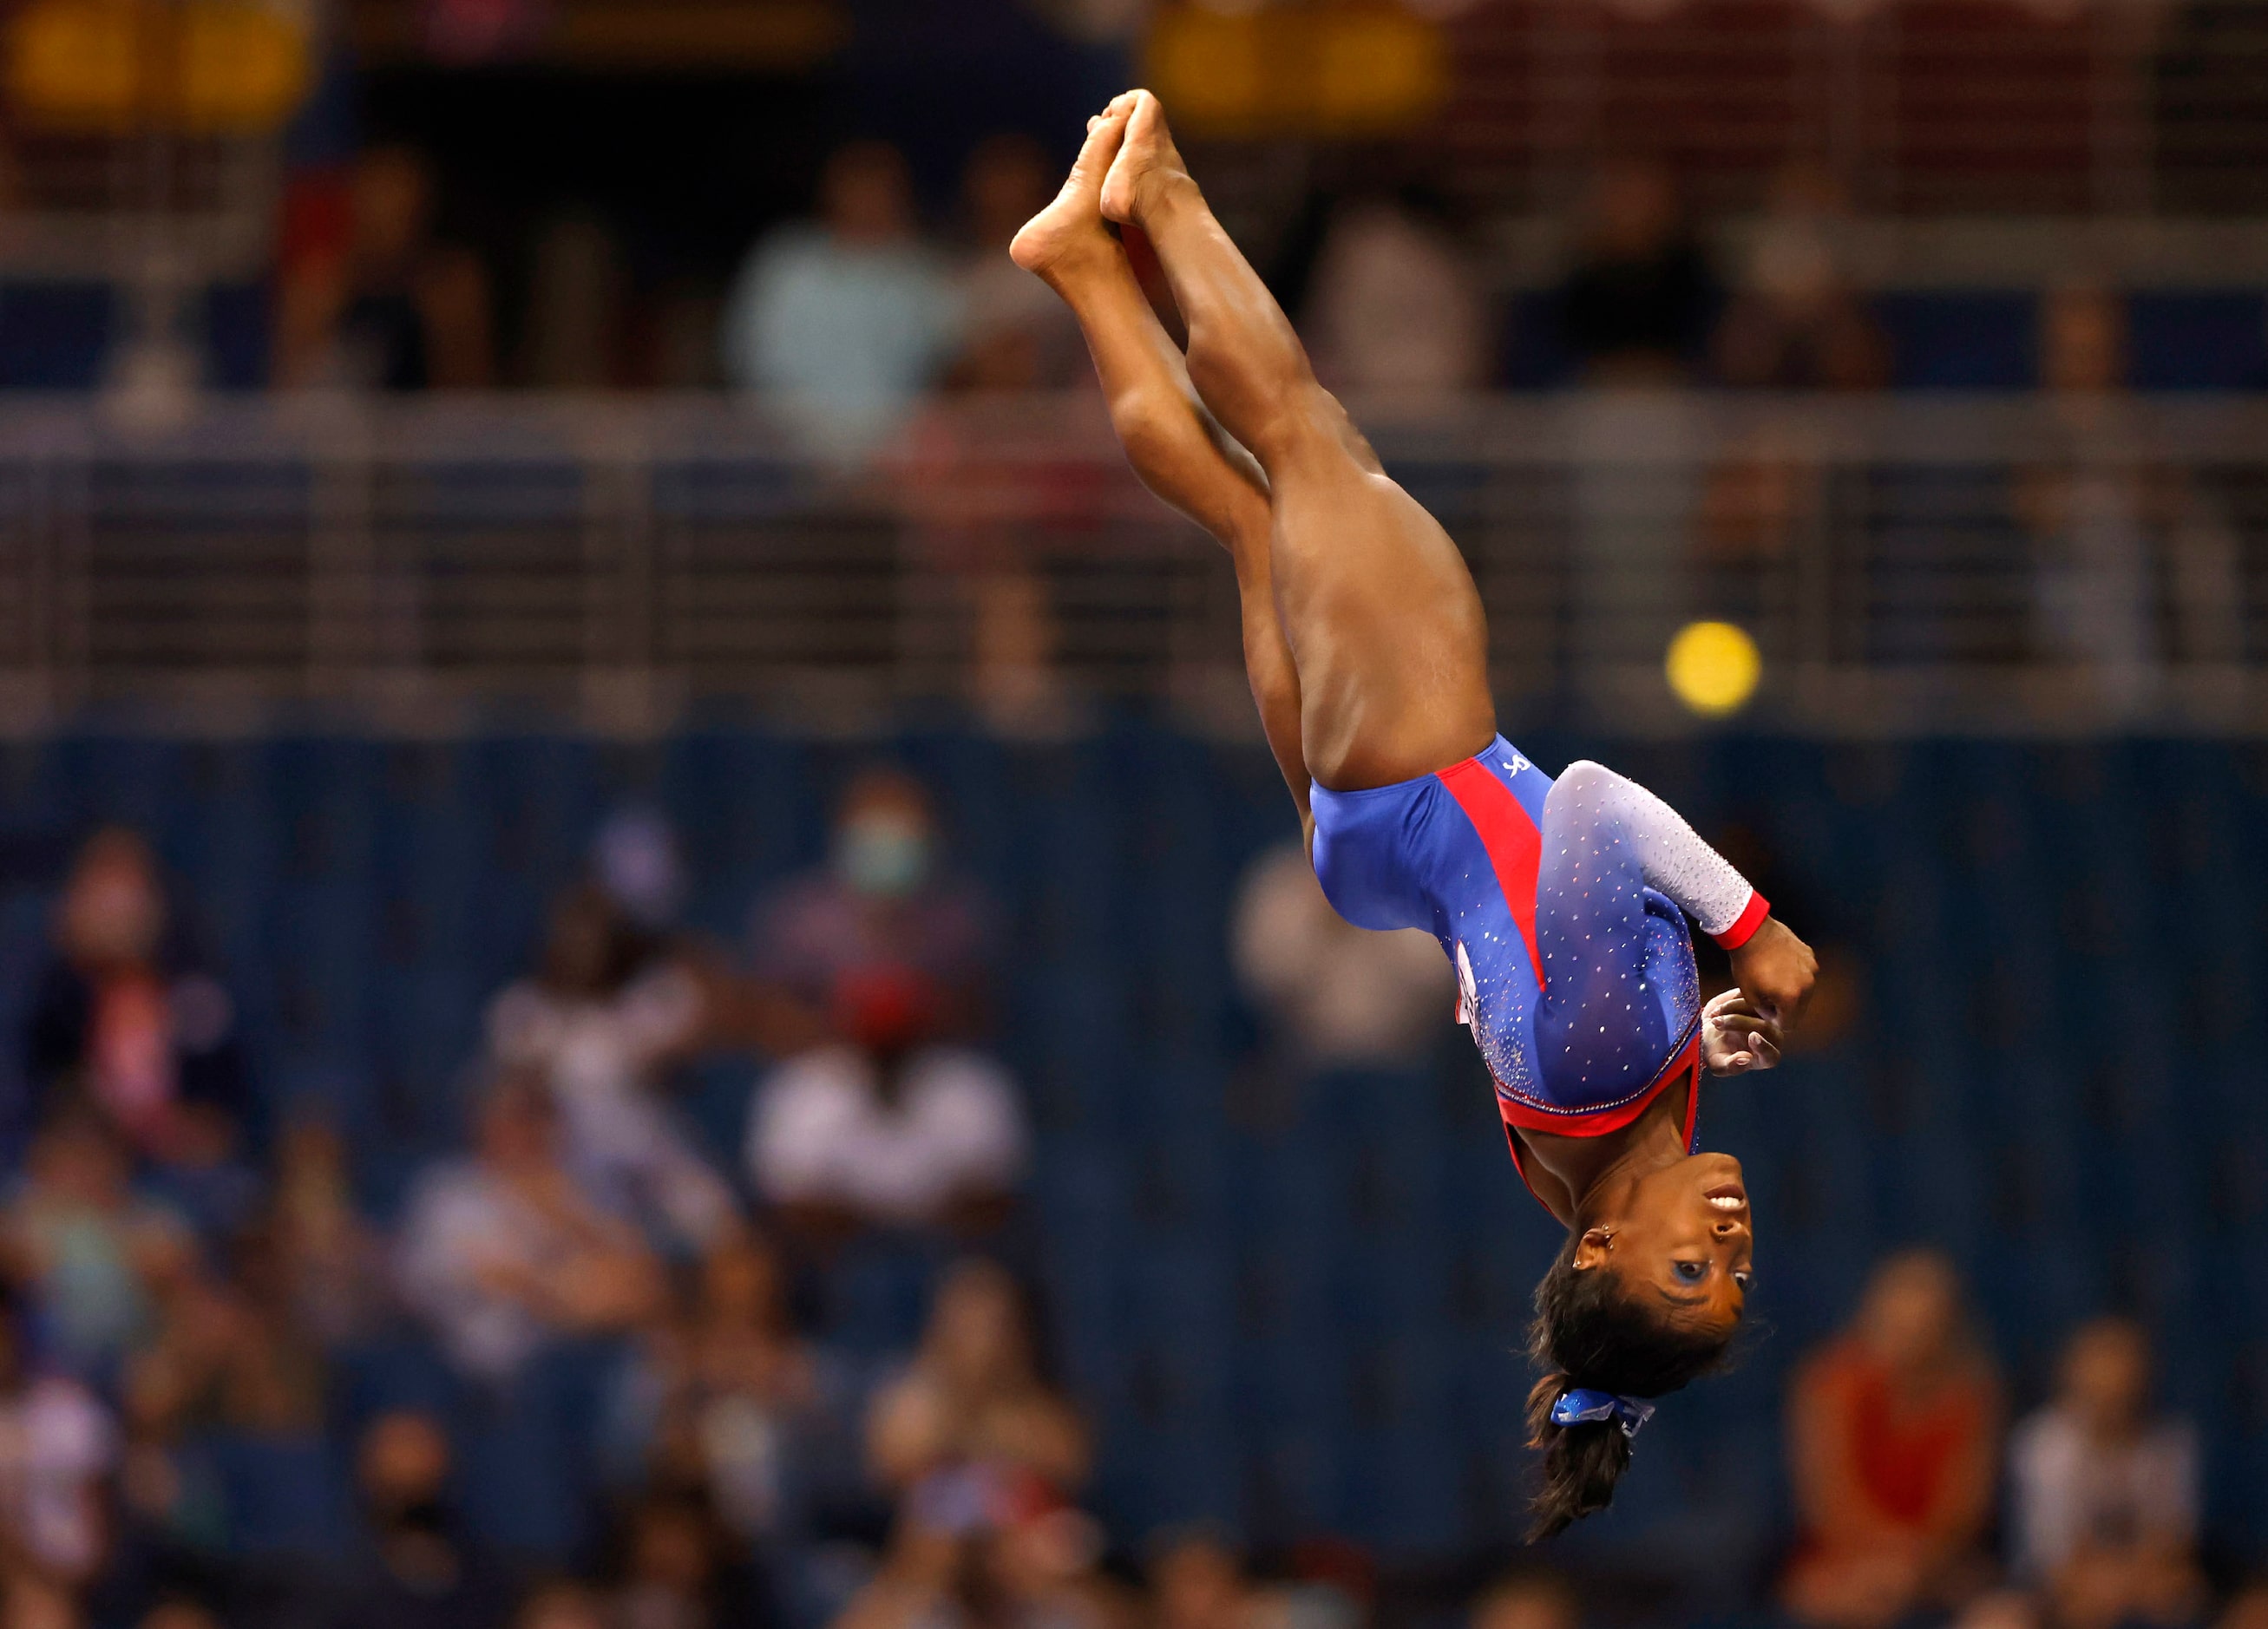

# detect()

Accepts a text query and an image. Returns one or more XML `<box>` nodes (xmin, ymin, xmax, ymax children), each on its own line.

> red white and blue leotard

<box><xmin>1308</xmin><ymin>738</ymin><xmax>1767</xmax><ymax>1199</ymax></box>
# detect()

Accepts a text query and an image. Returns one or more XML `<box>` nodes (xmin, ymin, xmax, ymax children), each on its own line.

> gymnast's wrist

<box><xmin>1712</xmin><ymin>891</ymin><xmax>1772</xmax><ymax>951</ymax></box>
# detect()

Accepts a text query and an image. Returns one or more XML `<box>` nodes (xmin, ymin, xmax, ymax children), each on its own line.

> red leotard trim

<box><xmin>1498</xmin><ymin>1033</ymin><xmax>1704</xmax><ymax>1215</ymax></box>
<box><xmin>1433</xmin><ymin>756</ymin><xmax>1546</xmax><ymax>990</ymax></box>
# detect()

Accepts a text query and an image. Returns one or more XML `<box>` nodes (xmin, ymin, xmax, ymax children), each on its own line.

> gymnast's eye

<box><xmin>1733</xmin><ymin>1270</ymin><xmax>1753</xmax><ymax>1292</ymax></box>
<box><xmin>1672</xmin><ymin>1260</ymin><xmax>1706</xmax><ymax>1283</ymax></box>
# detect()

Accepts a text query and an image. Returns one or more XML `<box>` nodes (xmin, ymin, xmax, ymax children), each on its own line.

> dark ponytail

<box><xmin>1523</xmin><ymin>1233</ymin><xmax>1736</xmax><ymax>1541</ymax></box>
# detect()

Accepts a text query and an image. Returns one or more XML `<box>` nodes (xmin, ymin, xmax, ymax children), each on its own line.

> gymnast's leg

<box><xmin>1096</xmin><ymin>90</ymin><xmax>1496</xmax><ymax>792</ymax></box>
<box><xmin>1010</xmin><ymin>103</ymin><xmax>1310</xmax><ymax>821</ymax></box>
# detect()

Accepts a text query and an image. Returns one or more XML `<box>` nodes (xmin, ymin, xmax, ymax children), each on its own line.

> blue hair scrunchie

<box><xmin>1550</xmin><ymin>1388</ymin><xmax>1656</xmax><ymax>1440</ymax></box>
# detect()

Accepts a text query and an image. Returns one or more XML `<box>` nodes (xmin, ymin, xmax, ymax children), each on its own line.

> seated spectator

<box><xmin>1231</xmin><ymin>842</ymin><xmax>1451</xmax><ymax>1072</ymax></box>
<box><xmin>1712</xmin><ymin>160</ymin><xmax>1888</xmax><ymax>390</ymax></box>
<box><xmin>488</xmin><ymin>884</ymin><xmax>737</xmax><ymax>1253</ymax></box>
<box><xmin>607</xmin><ymin>1491</ymin><xmax>765</xmax><ymax>1629</ymax></box>
<box><xmin>274</xmin><ymin>146</ymin><xmax>494</xmax><ymax>389</ymax></box>
<box><xmin>608</xmin><ymin>1233</ymin><xmax>851</xmax><ymax>1549</ymax></box>
<box><xmin>748</xmin><ymin>768</ymin><xmax>997</xmax><ymax>1050</ymax></box>
<box><xmin>0</xmin><ymin>1292</ymin><xmax>115</xmax><ymax>1586</ymax></box>
<box><xmin>396</xmin><ymin>1078</ymin><xmax>666</xmax><ymax>1384</ymax></box>
<box><xmin>4</xmin><ymin>1111</ymin><xmax>187</xmax><ymax>1378</ymax></box>
<box><xmin>327</xmin><ymin>1410</ymin><xmax>518</xmax><ymax>1629</ymax></box>
<box><xmin>1554</xmin><ymin>155</ymin><xmax>1716</xmax><ymax>384</ymax></box>
<box><xmin>836</xmin><ymin>1463</ymin><xmax>1118</xmax><ymax>1629</ymax></box>
<box><xmin>124</xmin><ymin>1220</ymin><xmax>326</xmax><ymax>1446</ymax></box>
<box><xmin>1782</xmin><ymin>1250</ymin><xmax>2001</xmax><ymax>1629</ymax></box>
<box><xmin>950</xmin><ymin>134</ymin><xmax>1085</xmax><ymax>391</ymax></box>
<box><xmin>266</xmin><ymin>1119</ymin><xmax>394</xmax><ymax>1348</ymax></box>
<box><xmin>26</xmin><ymin>829</ymin><xmax>249</xmax><ymax>1168</ymax></box>
<box><xmin>2009</xmin><ymin>1317</ymin><xmax>2204</xmax><ymax>1629</ymax></box>
<box><xmin>746</xmin><ymin>971</ymin><xmax>1026</xmax><ymax>1239</ymax></box>
<box><xmin>721</xmin><ymin>141</ymin><xmax>961</xmax><ymax>459</ymax></box>
<box><xmin>1470</xmin><ymin>1571</ymin><xmax>1578</xmax><ymax>1629</ymax></box>
<box><xmin>1150</xmin><ymin>1532</ymin><xmax>1260</xmax><ymax>1629</ymax></box>
<box><xmin>866</xmin><ymin>1259</ymin><xmax>1085</xmax><ymax>1496</ymax></box>
<box><xmin>1303</xmin><ymin>186</ymin><xmax>1489</xmax><ymax>398</ymax></box>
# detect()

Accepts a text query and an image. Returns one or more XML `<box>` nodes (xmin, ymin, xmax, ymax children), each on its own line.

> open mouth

<box><xmin>1704</xmin><ymin>1184</ymin><xmax>1748</xmax><ymax>1211</ymax></box>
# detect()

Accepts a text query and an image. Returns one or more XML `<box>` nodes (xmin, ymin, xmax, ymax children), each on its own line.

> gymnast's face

<box><xmin>1575</xmin><ymin>1152</ymin><xmax>1753</xmax><ymax>1332</ymax></box>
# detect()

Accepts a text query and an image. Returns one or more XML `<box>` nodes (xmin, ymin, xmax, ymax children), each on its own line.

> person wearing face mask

<box><xmin>25</xmin><ymin>830</ymin><xmax>249</xmax><ymax>1167</ymax></box>
<box><xmin>745</xmin><ymin>770</ymin><xmax>997</xmax><ymax>1056</ymax></box>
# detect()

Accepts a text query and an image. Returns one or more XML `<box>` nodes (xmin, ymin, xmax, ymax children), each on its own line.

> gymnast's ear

<box><xmin>1571</xmin><ymin>1227</ymin><xmax>1613</xmax><ymax>1271</ymax></box>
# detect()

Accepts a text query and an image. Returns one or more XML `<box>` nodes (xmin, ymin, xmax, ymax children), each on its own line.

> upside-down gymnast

<box><xmin>1011</xmin><ymin>92</ymin><xmax>1820</xmax><ymax>1536</ymax></box>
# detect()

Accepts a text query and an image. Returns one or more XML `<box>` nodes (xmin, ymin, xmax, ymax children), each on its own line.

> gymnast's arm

<box><xmin>1555</xmin><ymin>760</ymin><xmax>1818</xmax><ymax>1031</ymax></box>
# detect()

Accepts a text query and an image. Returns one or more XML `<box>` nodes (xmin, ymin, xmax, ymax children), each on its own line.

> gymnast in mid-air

<box><xmin>1012</xmin><ymin>92</ymin><xmax>1819</xmax><ymax>1536</ymax></box>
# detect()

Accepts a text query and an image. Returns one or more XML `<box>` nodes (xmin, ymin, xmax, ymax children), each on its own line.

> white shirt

<box><xmin>395</xmin><ymin>1160</ymin><xmax>637</xmax><ymax>1381</ymax></box>
<box><xmin>2009</xmin><ymin>1405</ymin><xmax>2199</xmax><ymax>1576</ymax></box>
<box><xmin>486</xmin><ymin>968</ymin><xmax>735</xmax><ymax>1249</ymax></box>
<box><xmin>746</xmin><ymin>1045</ymin><xmax>1026</xmax><ymax>1224</ymax></box>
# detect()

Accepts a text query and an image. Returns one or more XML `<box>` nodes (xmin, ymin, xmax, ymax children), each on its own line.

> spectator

<box><xmin>273</xmin><ymin>147</ymin><xmax>494</xmax><ymax>389</ymax></box>
<box><xmin>1713</xmin><ymin>160</ymin><xmax>1888</xmax><ymax>390</ymax></box>
<box><xmin>0</xmin><ymin>1293</ymin><xmax>116</xmax><ymax>1586</ymax></box>
<box><xmin>1150</xmin><ymin>1533</ymin><xmax>1260</xmax><ymax>1629</ymax></box>
<box><xmin>835</xmin><ymin>1464</ymin><xmax>1118</xmax><ymax>1629</ymax></box>
<box><xmin>607</xmin><ymin>1233</ymin><xmax>849</xmax><ymax>1549</ymax></box>
<box><xmin>951</xmin><ymin>134</ymin><xmax>1085</xmax><ymax>391</ymax></box>
<box><xmin>124</xmin><ymin>1217</ymin><xmax>327</xmax><ymax>1446</ymax></box>
<box><xmin>1554</xmin><ymin>155</ymin><xmax>1715</xmax><ymax>384</ymax></box>
<box><xmin>2016</xmin><ymin>285</ymin><xmax>2157</xmax><ymax>711</ymax></box>
<box><xmin>395</xmin><ymin>1077</ymin><xmax>666</xmax><ymax>1384</ymax></box>
<box><xmin>2009</xmin><ymin>1317</ymin><xmax>2204</xmax><ymax>1629</ymax></box>
<box><xmin>1230</xmin><ymin>842</ymin><xmax>1452</xmax><ymax>1071</ymax></box>
<box><xmin>26</xmin><ymin>829</ymin><xmax>249</xmax><ymax>1168</ymax></box>
<box><xmin>1303</xmin><ymin>187</ymin><xmax>1489</xmax><ymax>397</ymax></box>
<box><xmin>865</xmin><ymin>1259</ymin><xmax>1085</xmax><ymax>1496</ymax></box>
<box><xmin>1469</xmin><ymin>1572</ymin><xmax>1578</xmax><ymax>1629</ymax></box>
<box><xmin>3</xmin><ymin>1111</ymin><xmax>188</xmax><ymax>1379</ymax></box>
<box><xmin>266</xmin><ymin>1119</ymin><xmax>393</xmax><ymax>1348</ymax></box>
<box><xmin>745</xmin><ymin>971</ymin><xmax>1026</xmax><ymax>1239</ymax></box>
<box><xmin>721</xmin><ymin>141</ymin><xmax>961</xmax><ymax>458</ymax></box>
<box><xmin>487</xmin><ymin>884</ymin><xmax>737</xmax><ymax>1253</ymax></box>
<box><xmin>748</xmin><ymin>768</ymin><xmax>996</xmax><ymax>1049</ymax></box>
<box><xmin>326</xmin><ymin>1410</ymin><xmax>518</xmax><ymax>1629</ymax></box>
<box><xmin>1781</xmin><ymin>1249</ymin><xmax>2001</xmax><ymax>1629</ymax></box>
<box><xmin>607</xmin><ymin>1491</ymin><xmax>766</xmax><ymax>1629</ymax></box>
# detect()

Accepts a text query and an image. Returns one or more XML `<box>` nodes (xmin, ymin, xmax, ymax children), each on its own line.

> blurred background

<box><xmin>0</xmin><ymin>2</ymin><xmax>2258</xmax><ymax>1629</ymax></box>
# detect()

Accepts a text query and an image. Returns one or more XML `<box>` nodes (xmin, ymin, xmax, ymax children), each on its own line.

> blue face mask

<box><xmin>837</xmin><ymin>814</ymin><xmax>931</xmax><ymax>898</ymax></box>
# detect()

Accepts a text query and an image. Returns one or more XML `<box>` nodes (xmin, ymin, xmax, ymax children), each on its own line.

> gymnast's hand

<box><xmin>1727</xmin><ymin>915</ymin><xmax>1816</xmax><ymax>1032</ymax></box>
<box><xmin>1703</xmin><ymin>989</ymin><xmax>1784</xmax><ymax>1075</ymax></box>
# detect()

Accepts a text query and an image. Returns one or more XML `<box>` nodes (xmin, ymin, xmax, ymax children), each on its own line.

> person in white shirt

<box><xmin>396</xmin><ymin>1079</ymin><xmax>666</xmax><ymax>1383</ymax></box>
<box><xmin>745</xmin><ymin>969</ymin><xmax>1026</xmax><ymax>1234</ymax></box>
<box><xmin>487</xmin><ymin>884</ymin><xmax>738</xmax><ymax>1253</ymax></box>
<box><xmin>2008</xmin><ymin>1317</ymin><xmax>2204</xmax><ymax>1629</ymax></box>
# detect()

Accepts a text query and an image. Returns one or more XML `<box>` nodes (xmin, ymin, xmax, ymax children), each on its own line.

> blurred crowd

<box><xmin>272</xmin><ymin>133</ymin><xmax>2193</xmax><ymax>421</ymax></box>
<box><xmin>0</xmin><ymin>766</ymin><xmax>2246</xmax><ymax>1629</ymax></box>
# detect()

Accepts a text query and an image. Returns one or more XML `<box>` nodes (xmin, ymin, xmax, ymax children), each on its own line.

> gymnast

<box><xmin>1010</xmin><ymin>92</ymin><xmax>1819</xmax><ymax>1535</ymax></box>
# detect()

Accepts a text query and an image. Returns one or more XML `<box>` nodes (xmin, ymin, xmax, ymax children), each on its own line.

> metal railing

<box><xmin>0</xmin><ymin>390</ymin><xmax>2264</xmax><ymax>736</ymax></box>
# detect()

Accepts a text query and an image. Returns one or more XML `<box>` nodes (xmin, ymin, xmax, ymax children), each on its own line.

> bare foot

<box><xmin>1098</xmin><ymin>89</ymin><xmax>1192</xmax><ymax>227</ymax></box>
<box><xmin>1009</xmin><ymin>105</ymin><xmax>1132</xmax><ymax>282</ymax></box>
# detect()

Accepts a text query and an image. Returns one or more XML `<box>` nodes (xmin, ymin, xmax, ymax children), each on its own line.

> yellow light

<box><xmin>1665</xmin><ymin>620</ymin><xmax>1761</xmax><ymax>717</ymax></box>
